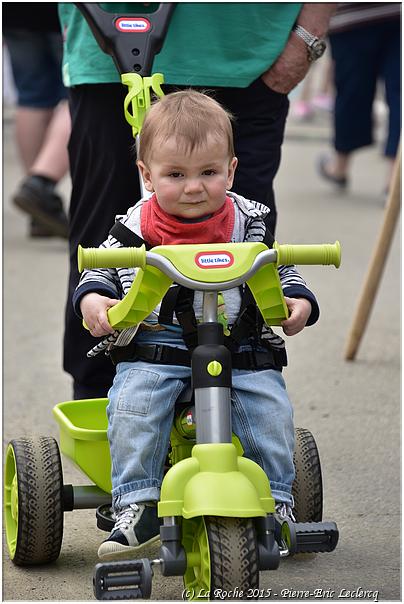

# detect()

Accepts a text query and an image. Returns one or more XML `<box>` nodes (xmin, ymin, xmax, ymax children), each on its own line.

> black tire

<box><xmin>182</xmin><ymin>516</ymin><xmax>259</xmax><ymax>600</ymax></box>
<box><xmin>292</xmin><ymin>428</ymin><xmax>323</xmax><ymax>522</ymax></box>
<box><xmin>5</xmin><ymin>436</ymin><xmax>64</xmax><ymax>565</ymax></box>
<box><xmin>207</xmin><ymin>516</ymin><xmax>259</xmax><ymax>598</ymax></box>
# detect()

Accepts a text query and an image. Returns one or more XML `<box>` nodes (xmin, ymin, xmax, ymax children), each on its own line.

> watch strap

<box><xmin>292</xmin><ymin>24</ymin><xmax>326</xmax><ymax>62</ymax></box>
<box><xmin>293</xmin><ymin>24</ymin><xmax>318</xmax><ymax>47</ymax></box>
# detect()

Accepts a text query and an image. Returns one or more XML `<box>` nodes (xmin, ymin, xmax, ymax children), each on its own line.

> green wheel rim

<box><xmin>182</xmin><ymin>517</ymin><xmax>210</xmax><ymax>601</ymax></box>
<box><xmin>281</xmin><ymin>521</ymin><xmax>291</xmax><ymax>549</ymax></box>
<box><xmin>4</xmin><ymin>444</ymin><xmax>18</xmax><ymax>559</ymax></box>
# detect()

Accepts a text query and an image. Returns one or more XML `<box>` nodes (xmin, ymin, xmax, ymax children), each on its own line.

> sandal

<box><xmin>317</xmin><ymin>154</ymin><xmax>348</xmax><ymax>189</ymax></box>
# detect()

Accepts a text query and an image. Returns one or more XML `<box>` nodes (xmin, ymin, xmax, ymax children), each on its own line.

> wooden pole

<box><xmin>344</xmin><ymin>142</ymin><xmax>401</xmax><ymax>361</ymax></box>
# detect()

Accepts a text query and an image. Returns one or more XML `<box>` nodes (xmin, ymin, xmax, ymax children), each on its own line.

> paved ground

<box><xmin>3</xmin><ymin>102</ymin><xmax>401</xmax><ymax>603</ymax></box>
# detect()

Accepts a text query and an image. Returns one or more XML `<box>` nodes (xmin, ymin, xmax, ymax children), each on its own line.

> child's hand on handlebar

<box><xmin>281</xmin><ymin>297</ymin><xmax>312</xmax><ymax>336</ymax></box>
<box><xmin>80</xmin><ymin>293</ymin><xmax>119</xmax><ymax>337</ymax></box>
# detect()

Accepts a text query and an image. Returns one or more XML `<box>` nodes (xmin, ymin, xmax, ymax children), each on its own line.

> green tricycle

<box><xmin>4</xmin><ymin>239</ymin><xmax>340</xmax><ymax>600</ymax></box>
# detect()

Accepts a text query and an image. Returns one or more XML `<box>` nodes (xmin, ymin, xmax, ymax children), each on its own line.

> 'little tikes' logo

<box><xmin>195</xmin><ymin>251</ymin><xmax>234</xmax><ymax>269</ymax></box>
<box><xmin>115</xmin><ymin>17</ymin><xmax>151</xmax><ymax>32</ymax></box>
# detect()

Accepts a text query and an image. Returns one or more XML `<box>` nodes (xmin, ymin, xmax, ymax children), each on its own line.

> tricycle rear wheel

<box><xmin>182</xmin><ymin>516</ymin><xmax>259</xmax><ymax>600</ymax></box>
<box><xmin>4</xmin><ymin>436</ymin><xmax>64</xmax><ymax>565</ymax></box>
<box><xmin>292</xmin><ymin>428</ymin><xmax>323</xmax><ymax>522</ymax></box>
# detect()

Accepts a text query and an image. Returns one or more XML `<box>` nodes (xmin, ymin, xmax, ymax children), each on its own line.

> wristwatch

<box><xmin>292</xmin><ymin>24</ymin><xmax>327</xmax><ymax>62</ymax></box>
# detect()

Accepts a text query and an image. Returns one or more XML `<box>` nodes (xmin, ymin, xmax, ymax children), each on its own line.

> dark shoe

<box><xmin>13</xmin><ymin>175</ymin><xmax>69</xmax><ymax>239</ymax></box>
<box><xmin>29</xmin><ymin>218</ymin><xmax>55</xmax><ymax>238</ymax></box>
<box><xmin>98</xmin><ymin>503</ymin><xmax>160</xmax><ymax>560</ymax></box>
<box><xmin>317</xmin><ymin>155</ymin><xmax>348</xmax><ymax>189</ymax></box>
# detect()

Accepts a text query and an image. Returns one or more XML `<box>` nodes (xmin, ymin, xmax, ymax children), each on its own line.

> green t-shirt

<box><xmin>59</xmin><ymin>3</ymin><xmax>302</xmax><ymax>88</ymax></box>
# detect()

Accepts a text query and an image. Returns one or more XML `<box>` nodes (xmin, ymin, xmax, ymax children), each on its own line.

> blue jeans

<box><xmin>107</xmin><ymin>343</ymin><xmax>295</xmax><ymax>511</ymax></box>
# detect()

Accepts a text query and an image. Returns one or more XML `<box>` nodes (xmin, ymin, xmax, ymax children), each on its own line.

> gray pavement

<box><xmin>3</xmin><ymin>104</ymin><xmax>401</xmax><ymax>602</ymax></box>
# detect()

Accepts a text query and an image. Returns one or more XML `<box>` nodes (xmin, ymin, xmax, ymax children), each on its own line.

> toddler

<box><xmin>74</xmin><ymin>90</ymin><xmax>319</xmax><ymax>559</ymax></box>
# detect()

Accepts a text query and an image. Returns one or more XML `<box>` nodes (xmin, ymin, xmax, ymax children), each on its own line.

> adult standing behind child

<box><xmin>74</xmin><ymin>91</ymin><xmax>320</xmax><ymax>558</ymax></box>
<box><xmin>59</xmin><ymin>2</ymin><xmax>335</xmax><ymax>399</ymax></box>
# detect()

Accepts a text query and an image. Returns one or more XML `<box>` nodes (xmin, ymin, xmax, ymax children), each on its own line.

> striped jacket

<box><xmin>73</xmin><ymin>192</ymin><xmax>319</xmax><ymax>353</ymax></box>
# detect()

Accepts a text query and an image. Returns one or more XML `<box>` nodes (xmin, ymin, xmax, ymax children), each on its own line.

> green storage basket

<box><xmin>53</xmin><ymin>399</ymin><xmax>111</xmax><ymax>493</ymax></box>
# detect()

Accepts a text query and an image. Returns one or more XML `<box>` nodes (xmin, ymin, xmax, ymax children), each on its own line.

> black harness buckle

<box><xmin>229</xmin><ymin>304</ymin><xmax>261</xmax><ymax>346</ymax></box>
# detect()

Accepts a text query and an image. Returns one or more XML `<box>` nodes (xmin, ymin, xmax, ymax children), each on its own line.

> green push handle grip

<box><xmin>274</xmin><ymin>241</ymin><xmax>341</xmax><ymax>268</ymax></box>
<box><xmin>77</xmin><ymin>244</ymin><xmax>146</xmax><ymax>272</ymax></box>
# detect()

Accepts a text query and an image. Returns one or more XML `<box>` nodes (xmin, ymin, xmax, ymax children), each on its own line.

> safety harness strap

<box><xmin>109</xmin><ymin>220</ymin><xmax>151</xmax><ymax>250</ymax></box>
<box><xmin>261</xmin><ymin>213</ymin><xmax>275</xmax><ymax>249</ymax></box>
<box><xmin>159</xmin><ymin>286</ymin><xmax>198</xmax><ymax>350</ymax></box>
<box><xmin>225</xmin><ymin>211</ymin><xmax>275</xmax><ymax>348</ymax></box>
<box><xmin>227</xmin><ymin>286</ymin><xmax>263</xmax><ymax>350</ymax></box>
<box><xmin>109</xmin><ymin>342</ymin><xmax>286</xmax><ymax>371</ymax></box>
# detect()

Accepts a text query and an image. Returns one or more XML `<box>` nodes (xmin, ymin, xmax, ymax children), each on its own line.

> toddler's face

<box><xmin>138</xmin><ymin>135</ymin><xmax>237</xmax><ymax>219</ymax></box>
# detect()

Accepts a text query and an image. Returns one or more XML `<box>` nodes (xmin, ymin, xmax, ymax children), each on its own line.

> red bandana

<box><xmin>140</xmin><ymin>194</ymin><xmax>235</xmax><ymax>246</ymax></box>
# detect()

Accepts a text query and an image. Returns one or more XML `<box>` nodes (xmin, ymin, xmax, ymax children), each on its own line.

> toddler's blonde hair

<box><xmin>138</xmin><ymin>89</ymin><xmax>235</xmax><ymax>164</ymax></box>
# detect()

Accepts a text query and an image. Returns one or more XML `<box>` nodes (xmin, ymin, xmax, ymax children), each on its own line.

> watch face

<box><xmin>312</xmin><ymin>40</ymin><xmax>326</xmax><ymax>59</ymax></box>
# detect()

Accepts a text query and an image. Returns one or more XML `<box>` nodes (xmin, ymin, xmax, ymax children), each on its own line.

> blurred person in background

<box><xmin>3</xmin><ymin>3</ymin><xmax>70</xmax><ymax>238</ymax></box>
<box><xmin>290</xmin><ymin>54</ymin><xmax>334</xmax><ymax>121</ymax></box>
<box><xmin>318</xmin><ymin>2</ymin><xmax>401</xmax><ymax>195</ymax></box>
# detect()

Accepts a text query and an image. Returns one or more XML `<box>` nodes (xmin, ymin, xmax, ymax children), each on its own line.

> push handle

<box><xmin>121</xmin><ymin>72</ymin><xmax>165</xmax><ymax>137</ymax></box>
<box><xmin>77</xmin><ymin>245</ymin><xmax>146</xmax><ymax>272</ymax></box>
<box><xmin>75</xmin><ymin>3</ymin><xmax>175</xmax><ymax>75</ymax></box>
<box><xmin>274</xmin><ymin>241</ymin><xmax>341</xmax><ymax>268</ymax></box>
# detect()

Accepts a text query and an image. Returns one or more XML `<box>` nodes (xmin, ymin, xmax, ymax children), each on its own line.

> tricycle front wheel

<box><xmin>4</xmin><ymin>436</ymin><xmax>64</xmax><ymax>565</ymax></box>
<box><xmin>182</xmin><ymin>516</ymin><xmax>259</xmax><ymax>600</ymax></box>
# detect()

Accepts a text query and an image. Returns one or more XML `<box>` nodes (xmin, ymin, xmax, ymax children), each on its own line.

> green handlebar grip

<box><xmin>274</xmin><ymin>241</ymin><xmax>341</xmax><ymax>268</ymax></box>
<box><xmin>77</xmin><ymin>244</ymin><xmax>146</xmax><ymax>272</ymax></box>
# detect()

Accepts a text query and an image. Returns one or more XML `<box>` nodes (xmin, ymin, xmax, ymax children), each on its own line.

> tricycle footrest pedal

<box><xmin>295</xmin><ymin>521</ymin><xmax>339</xmax><ymax>553</ymax></box>
<box><xmin>93</xmin><ymin>558</ymin><xmax>152</xmax><ymax>600</ymax></box>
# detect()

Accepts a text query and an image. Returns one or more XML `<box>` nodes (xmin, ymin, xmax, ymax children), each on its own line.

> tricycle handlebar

<box><xmin>77</xmin><ymin>241</ymin><xmax>340</xmax><ymax>328</ymax></box>
<box><xmin>78</xmin><ymin>244</ymin><xmax>147</xmax><ymax>272</ymax></box>
<box><xmin>273</xmin><ymin>241</ymin><xmax>341</xmax><ymax>268</ymax></box>
<box><xmin>78</xmin><ymin>241</ymin><xmax>340</xmax><ymax>275</ymax></box>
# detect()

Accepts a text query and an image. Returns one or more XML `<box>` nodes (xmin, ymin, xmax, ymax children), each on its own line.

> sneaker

<box><xmin>275</xmin><ymin>502</ymin><xmax>296</xmax><ymax>522</ymax></box>
<box><xmin>29</xmin><ymin>218</ymin><xmax>54</xmax><ymax>238</ymax></box>
<box><xmin>13</xmin><ymin>175</ymin><xmax>69</xmax><ymax>239</ymax></box>
<box><xmin>97</xmin><ymin>503</ymin><xmax>161</xmax><ymax>559</ymax></box>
